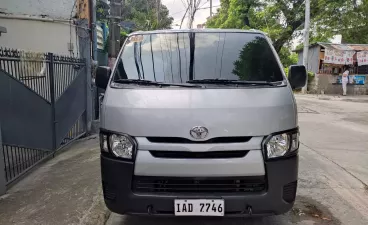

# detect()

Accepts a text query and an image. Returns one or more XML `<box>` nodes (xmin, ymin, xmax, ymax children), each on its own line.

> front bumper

<box><xmin>101</xmin><ymin>154</ymin><xmax>298</xmax><ymax>217</ymax></box>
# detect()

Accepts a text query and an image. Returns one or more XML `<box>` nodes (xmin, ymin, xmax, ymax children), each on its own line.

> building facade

<box><xmin>295</xmin><ymin>43</ymin><xmax>368</xmax><ymax>95</ymax></box>
<box><xmin>0</xmin><ymin>0</ymin><xmax>80</xmax><ymax>56</ymax></box>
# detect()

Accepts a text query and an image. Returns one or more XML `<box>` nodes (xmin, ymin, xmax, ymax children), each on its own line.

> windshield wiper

<box><xmin>113</xmin><ymin>79</ymin><xmax>203</xmax><ymax>88</ymax></box>
<box><xmin>187</xmin><ymin>79</ymin><xmax>282</xmax><ymax>86</ymax></box>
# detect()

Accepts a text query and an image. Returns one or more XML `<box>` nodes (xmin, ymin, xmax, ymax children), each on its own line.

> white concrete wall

<box><xmin>0</xmin><ymin>0</ymin><xmax>76</xmax><ymax>19</ymax></box>
<box><xmin>0</xmin><ymin>18</ymin><xmax>79</xmax><ymax>56</ymax></box>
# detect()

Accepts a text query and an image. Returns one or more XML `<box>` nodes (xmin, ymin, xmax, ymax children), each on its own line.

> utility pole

<box><xmin>90</xmin><ymin>0</ymin><xmax>97</xmax><ymax>61</ymax></box>
<box><xmin>108</xmin><ymin>0</ymin><xmax>122</xmax><ymax>59</ymax></box>
<box><xmin>188</xmin><ymin>0</ymin><xmax>194</xmax><ymax>28</ymax></box>
<box><xmin>210</xmin><ymin>0</ymin><xmax>213</xmax><ymax>18</ymax></box>
<box><xmin>302</xmin><ymin>0</ymin><xmax>310</xmax><ymax>94</ymax></box>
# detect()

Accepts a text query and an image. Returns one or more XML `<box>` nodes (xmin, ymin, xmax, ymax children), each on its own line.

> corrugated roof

<box><xmin>318</xmin><ymin>42</ymin><xmax>368</xmax><ymax>51</ymax></box>
<box><xmin>294</xmin><ymin>42</ymin><xmax>368</xmax><ymax>52</ymax></box>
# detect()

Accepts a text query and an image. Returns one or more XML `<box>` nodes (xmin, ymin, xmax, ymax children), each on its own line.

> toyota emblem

<box><xmin>190</xmin><ymin>126</ymin><xmax>209</xmax><ymax>139</ymax></box>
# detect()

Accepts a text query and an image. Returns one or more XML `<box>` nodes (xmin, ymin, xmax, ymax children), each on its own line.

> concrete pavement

<box><xmin>0</xmin><ymin>135</ymin><xmax>110</xmax><ymax>225</ymax></box>
<box><xmin>297</xmin><ymin>93</ymin><xmax>368</xmax><ymax>103</ymax></box>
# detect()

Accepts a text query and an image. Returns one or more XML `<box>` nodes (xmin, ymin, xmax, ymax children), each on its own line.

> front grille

<box><xmin>283</xmin><ymin>181</ymin><xmax>297</xmax><ymax>203</ymax></box>
<box><xmin>146</xmin><ymin>136</ymin><xmax>252</xmax><ymax>144</ymax></box>
<box><xmin>132</xmin><ymin>176</ymin><xmax>266</xmax><ymax>193</ymax></box>
<box><xmin>149</xmin><ymin>150</ymin><xmax>249</xmax><ymax>159</ymax></box>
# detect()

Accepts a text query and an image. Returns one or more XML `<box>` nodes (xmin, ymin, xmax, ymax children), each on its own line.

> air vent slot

<box><xmin>149</xmin><ymin>150</ymin><xmax>249</xmax><ymax>159</ymax></box>
<box><xmin>133</xmin><ymin>176</ymin><xmax>266</xmax><ymax>194</ymax></box>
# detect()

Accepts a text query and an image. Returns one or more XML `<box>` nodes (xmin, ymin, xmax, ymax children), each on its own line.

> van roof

<box><xmin>129</xmin><ymin>29</ymin><xmax>265</xmax><ymax>36</ymax></box>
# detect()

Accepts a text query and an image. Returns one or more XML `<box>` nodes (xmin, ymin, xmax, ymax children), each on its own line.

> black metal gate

<box><xmin>0</xmin><ymin>48</ymin><xmax>87</xmax><ymax>185</ymax></box>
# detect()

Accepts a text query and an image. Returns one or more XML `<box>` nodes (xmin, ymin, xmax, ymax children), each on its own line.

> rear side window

<box><xmin>113</xmin><ymin>32</ymin><xmax>283</xmax><ymax>83</ymax></box>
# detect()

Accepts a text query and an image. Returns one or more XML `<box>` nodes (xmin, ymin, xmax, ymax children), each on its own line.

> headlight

<box><xmin>99</xmin><ymin>131</ymin><xmax>136</xmax><ymax>160</ymax></box>
<box><xmin>264</xmin><ymin>129</ymin><xmax>299</xmax><ymax>159</ymax></box>
<box><xmin>109</xmin><ymin>134</ymin><xmax>135</xmax><ymax>159</ymax></box>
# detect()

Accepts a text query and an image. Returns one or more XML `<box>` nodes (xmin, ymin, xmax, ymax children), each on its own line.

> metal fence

<box><xmin>0</xmin><ymin>48</ymin><xmax>87</xmax><ymax>185</ymax></box>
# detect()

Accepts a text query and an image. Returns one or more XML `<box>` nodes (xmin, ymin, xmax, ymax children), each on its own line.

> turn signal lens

<box><xmin>99</xmin><ymin>134</ymin><xmax>109</xmax><ymax>152</ymax></box>
<box><xmin>290</xmin><ymin>133</ymin><xmax>299</xmax><ymax>152</ymax></box>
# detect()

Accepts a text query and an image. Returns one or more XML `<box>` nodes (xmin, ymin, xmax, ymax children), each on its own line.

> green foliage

<box><xmin>310</xmin><ymin>0</ymin><xmax>368</xmax><ymax>44</ymax></box>
<box><xmin>232</xmin><ymin>37</ymin><xmax>281</xmax><ymax>81</ymax></box>
<box><xmin>308</xmin><ymin>71</ymin><xmax>315</xmax><ymax>83</ymax></box>
<box><xmin>279</xmin><ymin>47</ymin><xmax>298</xmax><ymax>68</ymax></box>
<box><xmin>96</xmin><ymin>0</ymin><xmax>109</xmax><ymax>22</ymax></box>
<box><xmin>120</xmin><ymin>30</ymin><xmax>129</xmax><ymax>47</ymax></box>
<box><xmin>284</xmin><ymin>67</ymin><xmax>289</xmax><ymax>77</ymax></box>
<box><xmin>207</xmin><ymin>0</ymin><xmax>366</xmax><ymax>53</ymax></box>
<box><xmin>121</xmin><ymin>0</ymin><xmax>173</xmax><ymax>31</ymax></box>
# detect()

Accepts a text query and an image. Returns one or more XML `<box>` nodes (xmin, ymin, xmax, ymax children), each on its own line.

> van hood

<box><xmin>101</xmin><ymin>87</ymin><xmax>297</xmax><ymax>138</ymax></box>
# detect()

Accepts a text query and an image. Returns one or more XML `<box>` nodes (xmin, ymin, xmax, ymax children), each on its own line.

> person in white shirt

<box><xmin>342</xmin><ymin>69</ymin><xmax>349</xmax><ymax>96</ymax></box>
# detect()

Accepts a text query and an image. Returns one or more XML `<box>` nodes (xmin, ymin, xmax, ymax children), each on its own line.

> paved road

<box><xmin>107</xmin><ymin>95</ymin><xmax>368</xmax><ymax>225</ymax></box>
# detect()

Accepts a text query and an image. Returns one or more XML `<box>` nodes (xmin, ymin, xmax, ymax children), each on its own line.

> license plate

<box><xmin>174</xmin><ymin>199</ymin><xmax>224</xmax><ymax>216</ymax></box>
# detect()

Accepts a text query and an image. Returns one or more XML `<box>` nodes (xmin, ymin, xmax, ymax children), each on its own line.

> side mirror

<box><xmin>96</xmin><ymin>66</ymin><xmax>111</xmax><ymax>90</ymax></box>
<box><xmin>288</xmin><ymin>65</ymin><xmax>307</xmax><ymax>90</ymax></box>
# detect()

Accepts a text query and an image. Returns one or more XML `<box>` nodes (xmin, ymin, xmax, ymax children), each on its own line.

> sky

<box><xmin>162</xmin><ymin>0</ymin><xmax>221</xmax><ymax>28</ymax></box>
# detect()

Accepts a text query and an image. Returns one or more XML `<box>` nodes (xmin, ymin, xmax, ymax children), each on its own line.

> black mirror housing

<box><xmin>288</xmin><ymin>65</ymin><xmax>307</xmax><ymax>90</ymax></box>
<box><xmin>96</xmin><ymin>66</ymin><xmax>111</xmax><ymax>90</ymax></box>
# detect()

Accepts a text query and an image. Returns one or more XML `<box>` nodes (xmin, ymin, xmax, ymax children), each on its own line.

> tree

<box><xmin>233</xmin><ymin>37</ymin><xmax>282</xmax><ymax>81</ymax></box>
<box><xmin>332</xmin><ymin>0</ymin><xmax>368</xmax><ymax>44</ymax></box>
<box><xmin>278</xmin><ymin>47</ymin><xmax>298</xmax><ymax>68</ymax></box>
<box><xmin>206</xmin><ymin>0</ymin><xmax>356</xmax><ymax>53</ymax></box>
<box><xmin>96</xmin><ymin>0</ymin><xmax>109</xmax><ymax>22</ymax></box>
<box><xmin>180</xmin><ymin>0</ymin><xmax>206</xmax><ymax>28</ymax></box>
<box><xmin>121</xmin><ymin>0</ymin><xmax>173</xmax><ymax>31</ymax></box>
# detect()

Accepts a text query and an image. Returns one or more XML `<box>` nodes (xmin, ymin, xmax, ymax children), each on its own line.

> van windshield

<box><xmin>112</xmin><ymin>32</ymin><xmax>284</xmax><ymax>85</ymax></box>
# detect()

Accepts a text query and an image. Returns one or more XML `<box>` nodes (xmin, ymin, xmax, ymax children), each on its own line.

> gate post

<box><xmin>0</xmin><ymin>124</ymin><xmax>6</xmax><ymax>195</ymax></box>
<box><xmin>78</xmin><ymin>19</ymin><xmax>93</xmax><ymax>133</ymax></box>
<box><xmin>48</xmin><ymin>53</ymin><xmax>57</xmax><ymax>151</ymax></box>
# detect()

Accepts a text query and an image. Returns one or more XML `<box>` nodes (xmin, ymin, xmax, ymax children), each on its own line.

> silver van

<box><xmin>96</xmin><ymin>29</ymin><xmax>307</xmax><ymax>217</ymax></box>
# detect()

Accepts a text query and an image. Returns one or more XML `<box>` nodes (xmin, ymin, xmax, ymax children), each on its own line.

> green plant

<box><xmin>308</xmin><ymin>71</ymin><xmax>315</xmax><ymax>83</ymax></box>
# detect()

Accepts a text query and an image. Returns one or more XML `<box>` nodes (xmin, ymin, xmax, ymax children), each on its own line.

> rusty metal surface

<box><xmin>318</xmin><ymin>43</ymin><xmax>368</xmax><ymax>51</ymax></box>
